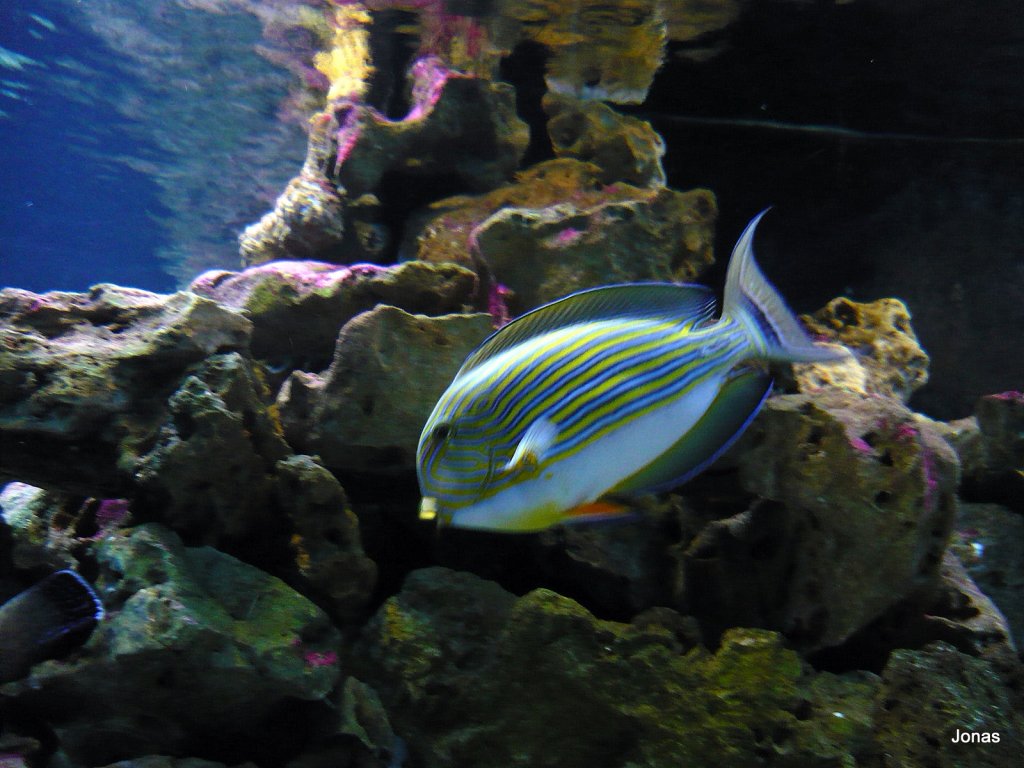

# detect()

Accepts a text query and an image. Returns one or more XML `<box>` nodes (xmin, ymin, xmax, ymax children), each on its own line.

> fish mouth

<box><xmin>418</xmin><ymin>496</ymin><xmax>453</xmax><ymax>527</ymax></box>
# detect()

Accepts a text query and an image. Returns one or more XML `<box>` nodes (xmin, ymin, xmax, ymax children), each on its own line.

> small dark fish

<box><xmin>0</xmin><ymin>570</ymin><xmax>104</xmax><ymax>683</ymax></box>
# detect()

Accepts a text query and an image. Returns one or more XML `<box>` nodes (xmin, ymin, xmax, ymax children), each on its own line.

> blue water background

<box><xmin>0</xmin><ymin>2</ymin><xmax>175</xmax><ymax>293</ymax></box>
<box><xmin>0</xmin><ymin>0</ymin><xmax>307</xmax><ymax>294</ymax></box>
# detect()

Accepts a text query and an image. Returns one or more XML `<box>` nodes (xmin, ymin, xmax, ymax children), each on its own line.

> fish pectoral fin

<box><xmin>503</xmin><ymin>418</ymin><xmax>559</xmax><ymax>474</ymax></box>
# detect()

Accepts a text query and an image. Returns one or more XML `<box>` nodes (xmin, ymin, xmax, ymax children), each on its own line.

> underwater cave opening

<box><xmin>365</xmin><ymin>9</ymin><xmax>420</xmax><ymax>121</ymax></box>
<box><xmin>373</xmin><ymin>169</ymin><xmax>475</xmax><ymax>263</ymax></box>
<box><xmin>499</xmin><ymin>39</ymin><xmax>556</xmax><ymax>168</ymax></box>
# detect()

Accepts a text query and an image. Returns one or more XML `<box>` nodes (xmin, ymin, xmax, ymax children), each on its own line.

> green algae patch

<box><xmin>355</xmin><ymin>567</ymin><xmax>878</xmax><ymax>768</ymax></box>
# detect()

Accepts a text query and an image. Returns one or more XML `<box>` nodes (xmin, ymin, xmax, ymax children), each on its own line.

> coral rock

<box><xmin>238</xmin><ymin>171</ymin><xmax>348</xmax><ymax>267</ymax></box>
<box><xmin>241</xmin><ymin>57</ymin><xmax>528</xmax><ymax>268</ymax></box>
<box><xmin>133</xmin><ymin>353</ymin><xmax>291</xmax><ymax>548</ymax></box>
<box><xmin>278</xmin><ymin>308</ymin><xmax>493</xmax><ymax>475</ymax></box>
<box><xmin>682</xmin><ymin>391</ymin><xmax>959</xmax><ymax>652</ymax></box>
<box><xmin>509</xmin><ymin>0</ymin><xmax>666</xmax><ymax>104</ymax></box>
<box><xmin>274</xmin><ymin>455</ymin><xmax>377</xmax><ymax>623</ymax></box>
<box><xmin>354</xmin><ymin>566</ymin><xmax>879</xmax><ymax>768</ymax></box>
<box><xmin>190</xmin><ymin>260</ymin><xmax>478</xmax><ymax>371</ymax></box>
<box><xmin>955</xmin><ymin>503</ymin><xmax>1024</xmax><ymax>647</ymax></box>
<box><xmin>334</xmin><ymin>56</ymin><xmax>528</xmax><ymax>198</ymax></box>
<box><xmin>797</xmin><ymin>297</ymin><xmax>929</xmax><ymax>401</ymax></box>
<box><xmin>545</xmin><ymin>93</ymin><xmax>666</xmax><ymax>187</ymax></box>
<box><xmin>99</xmin><ymin>759</ymin><xmax>253</xmax><ymax>768</ymax></box>
<box><xmin>1</xmin><ymin>524</ymin><xmax>341</xmax><ymax>766</ymax></box>
<box><xmin>416</xmin><ymin>159</ymin><xmax>717</xmax><ymax>313</ymax></box>
<box><xmin>873</xmin><ymin>642</ymin><xmax>1021</xmax><ymax>767</ymax></box>
<box><xmin>0</xmin><ymin>482</ymin><xmax>85</xmax><ymax>571</ymax></box>
<box><xmin>964</xmin><ymin>392</ymin><xmax>1024</xmax><ymax>509</ymax></box>
<box><xmin>0</xmin><ymin>286</ymin><xmax>251</xmax><ymax>495</ymax></box>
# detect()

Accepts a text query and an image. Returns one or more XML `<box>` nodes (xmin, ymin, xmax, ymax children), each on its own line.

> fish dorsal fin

<box><xmin>457</xmin><ymin>283</ymin><xmax>717</xmax><ymax>378</ymax></box>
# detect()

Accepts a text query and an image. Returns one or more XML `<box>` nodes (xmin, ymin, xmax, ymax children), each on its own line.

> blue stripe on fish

<box><xmin>417</xmin><ymin>210</ymin><xmax>846</xmax><ymax>531</ymax></box>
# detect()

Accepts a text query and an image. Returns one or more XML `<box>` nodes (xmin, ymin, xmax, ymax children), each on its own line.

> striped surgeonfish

<box><xmin>417</xmin><ymin>211</ymin><xmax>845</xmax><ymax>532</ymax></box>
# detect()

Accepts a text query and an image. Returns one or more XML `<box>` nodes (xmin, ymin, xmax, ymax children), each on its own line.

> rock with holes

<box><xmin>795</xmin><ymin>297</ymin><xmax>929</xmax><ymax>402</ymax></box>
<box><xmin>133</xmin><ymin>352</ymin><xmax>291</xmax><ymax>551</ymax></box>
<box><xmin>274</xmin><ymin>455</ymin><xmax>377</xmax><ymax>624</ymax></box>
<box><xmin>676</xmin><ymin>390</ymin><xmax>959</xmax><ymax>653</ymax></box>
<box><xmin>190</xmin><ymin>260</ymin><xmax>479</xmax><ymax>373</ymax></box>
<box><xmin>544</xmin><ymin>93</ymin><xmax>666</xmax><ymax>188</ymax></box>
<box><xmin>506</xmin><ymin>0</ymin><xmax>666</xmax><ymax>103</ymax></box>
<box><xmin>0</xmin><ymin>524</ymin><xmax>341</xmax><ymax>766</ymax></box>
<box><xmin>949</xmin><ymin>392</ymin><xmax>1024</xmax><ymax>511</ymax></box>
<box><xmin>413</xmin><ymin>158</ymin><xmax>718</xmax><ymax>315</ymax></box>
<box><xmin>240</xmin><ymin>57</ymin><xmax>528</xmax><ymax>269</ymax></box>
<box><xmin>954</xmin><ymin>503</ymin><xmax>1024</xmax><ymax>648</ymax></box>
<box><xmin>0</xmin><ymin>285</ymin><xmax>251</xmax><ymax>495</ymax></box>
<box><xmin>352</xmin><ymin>566</ymin><xmax>879</xmax><ymax>768</ymax></box>
<box><xmin>872</xmin><ymin>642</ymin><xmax>1021</xmax><ymax>767</ymax></box>
<box><xmin>277</xmin><ymin>307</ymin><xmax>493</xmax><ymax>476</ymax></box>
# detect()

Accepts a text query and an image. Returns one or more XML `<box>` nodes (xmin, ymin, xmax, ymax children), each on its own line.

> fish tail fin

<box><xmin>723</xmin><ymin>210</ymin><xmax>846</xmax><ymax>364</ymax></box>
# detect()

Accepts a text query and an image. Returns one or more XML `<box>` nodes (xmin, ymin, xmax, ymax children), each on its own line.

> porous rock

<box><xmin>795</xmin><ymin>297</ymin><xmax>929</xmax><ymax>401</ymax></box>
<box><xmin>237</xmin><ymin>166</ymin><xmax>348</xmax><ymax>267</ymax></box>
<box><xmin>278</xmin><ymin>308</ymin><xmax>493</xmax><ymax>475</ymax></box>
<box><xmin>0</xmin><ymin>524</ymin><xmax>341</xmax><ymax>766</ymax></box>
<box><xmin>333</xmin><ymin>56</ymin><xmax>528</xmax><ymax>198</ymax></box>
<box><xmin>680</xmin><ymin>390</ymin><xmax>959</xmax><ymax>652</ymax></box>
<box><xmin>0</xmin><ymin>484</ymin><xmax>130</xmax><ymax>575</ymax></box>
<box><xmin>354</xmin><ymin>566</ymin><xmax>879</xmax><ymax>768</ymax></box>
<box><xmin>873</xmin><ymin>642</ymin><xmax>1021</xmax><ymax>767</ymax></box>
<box><xmin>240</xmin><ymin>56</ymin><xmax>528</xmax><ymax>267</ymax></box>
<box><xmin>284</xmin><ymin>676</ymin><xmax>400</xmax><ymax>768</ymax></box>
<box><xmin>0</xmin><ymin>285</ymin><xmax>251</xmax><ymax>495</ymax></box>
<box><xmin>955</xmin><ymin>503</ymin><xmax>1024</xmax><ymax>647</ymax></box>
<box><xmin>507</xmin><ymin>0</ymin><xmax>666</xmax><ymax>104</ymax></box>
<box><xmin>133</xmin><ymin>352</ymin><xmax>291</xmax><ymax>548</ymax></box>
<box><xmin>190</xmin><ymin>260</ymin><xmax>478</xmax><ymax>370</ymax></box>
<box><xmin>544</xmin><ymin>93</ymin><xmax>666</xmax><ymax>187</ymax></box>
<box><xmin>414</xmin><ymin>158</ymin><xmax>717</xmax><ymax>313</ymax></box>
<box><xmin>926</xmin><ymin>551</ymin><xmax>1018</xmax><ymax>658</ymax></box>
<box><xmin>955</xmin><ymin>392</ymin><xmax>1024</xmax><ymax>510</ymax></box>
<box><xmin>274</xmin><ymin>455</ymin><xmax>377</xmax><ymax>624</ymax></box>
<box><xmin>474</xmin><ymin>185</ymin><xmax>716</xmax><ymax>311</ymax></box>
<box><xmin>837</xmin><ymin>548</ymin><xmax>1021</xmax><ymax>672</ymax></box>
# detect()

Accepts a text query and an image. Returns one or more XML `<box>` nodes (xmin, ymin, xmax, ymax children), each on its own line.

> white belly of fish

<box><xmin>452</xmin><ymin>375</ymin><xmax>722</xmax><ymax>530</ymax></box>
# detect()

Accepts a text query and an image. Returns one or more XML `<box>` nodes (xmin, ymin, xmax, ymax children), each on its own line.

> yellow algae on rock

<box><xmin>413</xmin><ymin>158</ymin><xmax>717</xmax><ymax>312</ymax></box>
<box><xmin>663</xmin><ymin>0</ymin><xmax>743</xmax><ymax>62</ymax></box>
<box><xmin>314</xmin><ymin>3</ymin><xmax>373</xmax><ymax>102</ymax></box>
<box><xmin>798</xmin><ymin>297</ymin><xmax>929</xmax><ymax>402</ymax></box>
<box><xmin>508</xmin><ymin>0</ymin><xmax>666</xmax><ymax>103</ymax></box>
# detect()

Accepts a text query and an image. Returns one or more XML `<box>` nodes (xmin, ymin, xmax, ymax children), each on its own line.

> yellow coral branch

<box><xmin>314</xmin><ymin>3</ymin><xmax>373</xmax><ymax>102</ymax></box>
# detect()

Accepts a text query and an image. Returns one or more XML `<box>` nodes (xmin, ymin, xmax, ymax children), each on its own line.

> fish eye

<box><xmin>431</xmin><ymin>422</ymin><xmax>453</xmax><ymax>442</ymax></box>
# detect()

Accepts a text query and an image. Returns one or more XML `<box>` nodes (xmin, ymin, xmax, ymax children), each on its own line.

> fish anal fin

<box><xmin>561</xmin><ymin>498</ymin><xmax>634</xmax><ymax>525</ymax></box>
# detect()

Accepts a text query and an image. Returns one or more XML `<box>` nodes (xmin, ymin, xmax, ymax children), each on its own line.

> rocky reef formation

<box><xmin>2</xmin><ymin>3</ymin><xmax>1023</xmax><ymax>767</ymax></box>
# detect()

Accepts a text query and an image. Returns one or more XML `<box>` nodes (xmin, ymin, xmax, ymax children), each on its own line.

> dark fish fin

<box><xmin>610</xmin><ymin>368</ymin><xmax>772</xmax><ymax>496</ymax></box>
<box><xmin>31</xmin><ymin>569</ymin><xmax>105</xmax><ymax>643</ymax></box>
<box><xmin>0</xmin><ymin>570</ymin><xmax>103</xmax><ymax>683</ymax></box>
<box><xmin>455</xmin><ymin>283</ymin><xmax>717</xmax><ymax>379</ymax></box>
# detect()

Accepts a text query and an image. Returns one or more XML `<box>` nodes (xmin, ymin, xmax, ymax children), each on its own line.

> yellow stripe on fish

<box><xmin>417</xmin><ymin>211</ymin><xmax>846</xmax><ymax>532</ymax></box>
